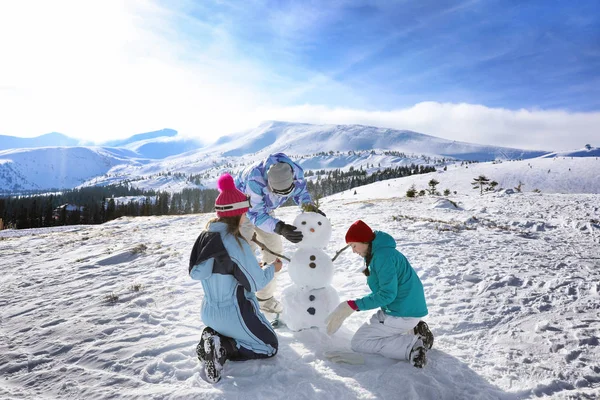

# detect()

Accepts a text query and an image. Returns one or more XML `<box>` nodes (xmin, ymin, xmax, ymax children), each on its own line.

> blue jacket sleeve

<box><xmin>245</xmin><ymin>177</ymin><xmax>281</xmax><ymax>233</ymax></box>
<box><xmin>291</xmin><ymin>177</ymin><xmax>313</xmax><ymax>206</ymax></box>
<box><xmin>230</xmin><ymin>253</ymin><xmax>275</xmax><ymax>293</ymax></box>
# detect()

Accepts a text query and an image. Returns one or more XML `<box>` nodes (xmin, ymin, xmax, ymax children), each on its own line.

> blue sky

<box><xmin>0</xmin><ymin>0</ymin><xmax>599</xmax><ymax>150</ymax></box>
<box><xmin>177</xmin><ymin>0</ymin><xmax>600</xmax><ymax>111</ymax></box>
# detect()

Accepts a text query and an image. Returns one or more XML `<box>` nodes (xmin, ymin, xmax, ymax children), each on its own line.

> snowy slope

<box><xmin>0</xmin><ymin>147</ymin><xmax>147</xmax><ymax>193</ymax></box>
<box><xmin>1</xmin><ymin>185</ymin><xmax>599</xmax><ymax>399</ymax></box>
<box><xmin>540</xmin><ymin>145</ymin><xmax>600</xmax><ymax>158</ymax></box>
<box><xmin>326</xmin><ymin>157</ymin><xmax>600</xmax><ymax>198</ymax></box>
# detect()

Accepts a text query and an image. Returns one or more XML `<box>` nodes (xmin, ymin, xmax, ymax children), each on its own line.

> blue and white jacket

<box><xmin>189</xmin><ymin>222</ymin><xmax>278</xmax><ymax>358</ymax></box>
<box><xmin>235</xmin><ymin>153</ymin><xmax>313</xmax><ymax>233</ymax></box>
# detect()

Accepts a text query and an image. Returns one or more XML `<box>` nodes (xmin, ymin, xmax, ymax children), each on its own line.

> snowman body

<box><xmin>282</xmin><ymin>212</ymin><xmax>340</xmax><ymax>331</ymax></box>
<box><xmin>281</xmin><ymin>285</ymin><xmax>339</xmax><ymax>331</ymax></box>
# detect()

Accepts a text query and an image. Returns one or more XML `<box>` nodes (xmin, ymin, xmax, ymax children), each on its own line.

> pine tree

<box><xmin>427</xmin><ymin>179</ymin><xmax>440</xmax><ymax>195</ymax></box>
<box><xmin>472</xmin><ymin>175</ymin><xmax>490</xmax><ymax>195</ymax></box>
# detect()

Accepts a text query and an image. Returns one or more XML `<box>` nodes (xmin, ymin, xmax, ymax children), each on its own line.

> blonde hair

<box><xmin>206</xmin><ymin>215</ymin><xmax>247</xmax><ymax>248</ymax></box>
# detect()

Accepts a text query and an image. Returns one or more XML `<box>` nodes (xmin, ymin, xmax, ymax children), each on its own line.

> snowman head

<box><xmin>293</xmin><ymin>212</ymin><xmax>332</xmax><ymax>248</ymax></box>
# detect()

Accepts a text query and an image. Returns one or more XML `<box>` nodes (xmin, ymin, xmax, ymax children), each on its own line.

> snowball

<box><xmin>293</xmin><ymin>212</ymin><xmax>332</xmax><ymax>249</ymax></box>
<box><xmin>288</xmin><ymin>248</ymin><xmax>334</xmax><ymax>289</ymax></box>
<box><xmin>281</xmin><ymin>285</ymin><xmax>340</xmax><ymax>331</ymax></box>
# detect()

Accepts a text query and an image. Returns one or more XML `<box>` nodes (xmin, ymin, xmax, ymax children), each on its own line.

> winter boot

<box><xmin>413</xmin><ymin>321</ymin><xmax>434</xmax><ymax>350</ymax></box>
<box><xmin>199</xmin><ymin>327</ymin><xmax>229</xmax><ymax>384</ymax></box>
<box><xmin>258</xmin><ymin>296</ymin><xmax>284</xmax><ymax>314</ymax></box>
<box><xmin>409</xmin><ymin>339</ymin><xmax>427</xmax><ymax>368</ymax></box>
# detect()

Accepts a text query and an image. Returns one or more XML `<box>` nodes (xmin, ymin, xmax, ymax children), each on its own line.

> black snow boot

<box><xmin>198</xmin><ymin>327</ymin><xmax>231</xmax><ymax>384</ymax></box>
<box><xmin>413</xmin><ymin>321</ymin><xmax>434</xmax><ymax>350</ymax></box>
<box><xmin>409</xmin><ymin>338</ymin><xmax>427</xmax><ymax>368</ymax></box>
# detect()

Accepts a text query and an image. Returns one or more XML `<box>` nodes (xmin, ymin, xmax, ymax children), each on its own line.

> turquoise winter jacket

<box><xmin>354</xmin><ymin>231</ymin><xmax>428</xmax><ymax>318</ymax></box>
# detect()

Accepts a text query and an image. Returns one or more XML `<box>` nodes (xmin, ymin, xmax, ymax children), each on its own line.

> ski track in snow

<box><xmin>1</xmin><ymin>191</ymin><xmax>599</xmax><ymax>399</ymax></box>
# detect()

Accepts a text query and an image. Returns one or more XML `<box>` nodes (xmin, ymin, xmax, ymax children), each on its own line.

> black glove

<box><xmin>302</xmin><ymin>203</ymin><xmax>326</xmax><ymax>217</ymax></box>
<box><xmin>274</xmin><ymin>221</ymin><xmax>303</xmax><ymax>243</ymax></box>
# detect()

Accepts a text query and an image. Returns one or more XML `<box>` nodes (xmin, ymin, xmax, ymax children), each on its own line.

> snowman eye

<box><xmin>301</xmin><ymin>221</ymin><xmax>307</xmax><ymax>225</ymax></box>
<box><xmin>318</xmin><ymin>222</ymin><xmax>322</xmax><ymax>226</ymax></box>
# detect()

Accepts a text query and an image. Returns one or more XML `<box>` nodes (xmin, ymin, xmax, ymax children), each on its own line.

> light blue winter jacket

<box><xmin>355</xmin><ymin>231</ymin><xmax>429</xmax><ymax>318</ymax></box>
<box><xmin>235</xmin><ymin>153</ymin><xmax>312</xmax><ymax>233</ymax></box>
<box><xmin>189</xmin><ymin>222</ymin><xmax>278</xmax><ymax>357</ymax></box>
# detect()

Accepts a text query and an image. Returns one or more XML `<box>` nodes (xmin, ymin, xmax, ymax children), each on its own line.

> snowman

<box><xmin>281</xmin><ymin>212</ymin><xmax>340</xmax><ymax>331</ymax></box>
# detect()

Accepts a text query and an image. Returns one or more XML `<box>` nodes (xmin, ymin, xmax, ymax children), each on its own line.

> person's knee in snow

<box><xmin>325</xmin><ymin>220</ymin><xmax>432</xmax><ymax>366</ymax></box>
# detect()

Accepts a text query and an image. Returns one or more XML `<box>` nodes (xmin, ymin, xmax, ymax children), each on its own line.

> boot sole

<box><xmin>201</xmin><ymin>329</ymin><xmax>222</xmax><ymax>383</ymax></box>
<box><xmin>414</xmin><ymin>321</ymin><xmax>434</xmax><ymax>350</ymax></box>
<box><xmin>411</xmin><ymin>347</ymin><xmax>427</xmax><ymax>368</ymax></box>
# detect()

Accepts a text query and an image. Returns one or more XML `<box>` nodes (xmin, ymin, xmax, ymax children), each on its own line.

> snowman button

<box><xmin>310</xmin><ymin>255</ymin><xmax>316</xmax><ymax>261</ymax></box>
<box><xmin>307</xmin><ymin>307</ymin><xmax>316</xmax><ymax>315</ymax></box>
<box><xmin>309</xmin><ymin>295</ymin><xmax>315</xmax><ymax>301</ymax></box>
<box><xmin>309</xmin><ymin>262</ymin><xmax>316</xmax><ymax>268</ymax></box>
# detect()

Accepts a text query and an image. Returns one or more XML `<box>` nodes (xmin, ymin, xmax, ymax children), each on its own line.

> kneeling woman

<box><xmin>189</xmin><ymin>173</ymin><xmax>281</xmax><ymax>383</ymax></box>
<box><xmin>326</xmin><ymin>220</ymin><xmax>433</xmax><ymax>368</ymax></box>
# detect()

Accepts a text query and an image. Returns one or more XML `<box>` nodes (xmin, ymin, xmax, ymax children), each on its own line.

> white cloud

<box><xmin>1</xmin><ymin>2</ymin><xmax>598</xmax><ymax>152</ymax></box>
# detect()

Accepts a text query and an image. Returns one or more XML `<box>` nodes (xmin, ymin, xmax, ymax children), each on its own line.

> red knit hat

<box><xmin>345</xmin><ymin>220</ymin><xmax>375</xmax><ymax>243</ymax></box>
<box><xmin>215</xmin><ymin>173</ymin><xmax>250</xmax><ymax>217</ymax></box>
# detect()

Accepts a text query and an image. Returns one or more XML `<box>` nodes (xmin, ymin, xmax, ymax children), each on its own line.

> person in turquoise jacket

<box><xmin>325</xmin><ymin>220</ymin><xmax>434</xmax><ymax>368</ymax></box>
<box><xmin>189</xmin><ymin>173</ymin><xmax>282</xmax><ymax>384</ymax></box>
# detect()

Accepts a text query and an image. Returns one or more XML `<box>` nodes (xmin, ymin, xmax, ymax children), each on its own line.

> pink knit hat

<box><xmin>215</xmin><ymin>173</ymin><xmax>250</xmax><ymax>217</ymax></box>
<box><xmin>345</xmin><ymin>220</ymin><xmax>376</xmax><ymax>243</ymax></box>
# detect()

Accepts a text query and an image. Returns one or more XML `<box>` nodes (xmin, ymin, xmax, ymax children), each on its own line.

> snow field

<box><xmin>1</xmin><ymin>188</ymin><xmax>599</xmax><ymax>399</ymax></box>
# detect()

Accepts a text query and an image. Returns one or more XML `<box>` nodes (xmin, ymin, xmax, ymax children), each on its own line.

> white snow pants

<box><xmin>240</xmin><ymin>216</ymin><xmax>283</xmax><ymax>300</ymax></box>
<box><xmin>351</xmin><ymin>310</ymin><xmax>421</xmax><ymax>361</ymax></box>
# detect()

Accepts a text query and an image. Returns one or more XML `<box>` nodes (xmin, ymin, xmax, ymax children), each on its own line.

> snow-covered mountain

<box><xmin>215</xmin><ymin>121</ymin><xmax>549</xmax><ymax>161</ymax></box>
<box><xmin>1</xmin><ymin>121</ymin><xmax>596</xmax><ymax>194</ymax></box>
<box><xmin>103</xmin><ymin>128</ymin><xmax>204</xmax><ymax>159</ymax></box>
<box><xmin>0</xmin><ymin>132</ymin><xmax>80</xmax><ymax>150</ymax></box>
<box><xmin>0</xmin><ymin>147</ymin><xmax>147</xmax><ymax>192</ymax></box>
<box><xmin>540</xmin><ymin>144</ymin><xmax>600</xmax><ymax>158</ymax></box>
<box><xmin>103</xmin><ymin>128</ymin><xmax>180</xmax><ymax>147</ymax></box>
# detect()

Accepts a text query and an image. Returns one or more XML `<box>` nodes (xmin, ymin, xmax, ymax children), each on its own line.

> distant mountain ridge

<box><xmin>0</xmin><ymin>128</ymin><xmax>204</xmax><ymax>160</ymax></box>
<box><xmin>540</xmin><ymin>145</ymin><xmax>600</xmax><ymax>158</ymax></box>
<box><xmin>0</xmin><ymin>132</ymin><xmax>80</xmax><ymax>151</ymax></box>
<box><xmin>218</xmin><ymin>121</ymin><xmax>549</xmax><ymax>161</ymax></box>
<box><xmin>0</xmin><ymin>121</ymin><xmax>596</xmax><ymax>194</ymax></box>
<box><xmin>103</xmin><ymin>128</ymin><xmax>178</xmax><ymax>147</ymax></box>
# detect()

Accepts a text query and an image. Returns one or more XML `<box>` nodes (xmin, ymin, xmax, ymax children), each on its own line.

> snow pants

<box><xmin>240</xmin><ymin>216</ymin><xmax>283</xmax><ymax>301</ymax></box>
<box><xmin>202</xmin><ymin>287</ymin><xmax>278</xmax><ymax>360</ymax></box>
<box><xmin>351</xmin><ymin>310</ymin><xmax>421</xmax><ymax>361</ymax></box>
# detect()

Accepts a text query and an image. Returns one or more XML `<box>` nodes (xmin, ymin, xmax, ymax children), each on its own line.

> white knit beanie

<box><xmin>267</xmin><ymin>162</ymin><xmax>294</xmax><ymax>192</ymax></box>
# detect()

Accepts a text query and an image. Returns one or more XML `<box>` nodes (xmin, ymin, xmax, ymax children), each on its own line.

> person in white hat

<box><xmin>235</xmin><ymin>153</ymin><xmax>325</xmax><ymax>314</ymax></box>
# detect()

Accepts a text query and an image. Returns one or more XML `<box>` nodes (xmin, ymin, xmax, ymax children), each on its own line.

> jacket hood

<box><xmin>188</xmin><ymin>222</ymin><xmax>230</xmax><ymax>277</ymax></box>
<box><xmin>372</xmin><ymin>231</ymin><xmax>397</xmax><ymax>252</ymax></box>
